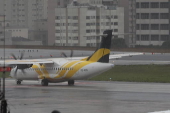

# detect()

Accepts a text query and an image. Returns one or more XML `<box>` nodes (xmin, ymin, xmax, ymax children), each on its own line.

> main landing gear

<box><xmin>41</xmin><ymin>79</ymin><xmax>49</xmax><ymax>86</ymax></box>
<box><xmin>68</xmin><ymin>80</ymin><xmax>74</xmax><ymax>86</ymax></box>
<box><xmin>16</xmin><ymin>80</ymin><xmax>22</xmax><ymax>85</ymax></box>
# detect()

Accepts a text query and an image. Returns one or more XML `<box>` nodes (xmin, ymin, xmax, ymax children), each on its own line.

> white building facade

<box><xmin>0</xmin><ymin>0</ymin><xmax>48</xmax><ymax>29</ymax></box>
<box><xmin>0</xmin><ymin>0</ymin><xmax>48</xmax><ymax>45</ymax></box>
<box><xmin>5</xmin><ymin>27</ymin><xmax>28</xmax><ymax>39</ymax></box>
<box><xmin>54</xmin><ymin>3</ymin><xmax>124</xmax><ymax>46</ymax></box>
<box><xmin>135</xmin><ymin>0</ymin><xmax>170</xmax><ymax>46</ymax></box>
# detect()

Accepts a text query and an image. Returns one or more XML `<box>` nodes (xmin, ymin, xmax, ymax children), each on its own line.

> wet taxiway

<box><xmin>4</xmin><ymin>79</ymin><xmax>170</xmax><ymax>113</ymax></box>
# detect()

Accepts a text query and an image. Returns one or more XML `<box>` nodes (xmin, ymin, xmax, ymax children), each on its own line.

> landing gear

<box><xmin>41</xmin><ymin>79</ymin><xmax>49</xmax><ymax>86</ymax></box>
<box><xmin>68</xmin><ymin>80</ymin><xmax>74</xmax><ymax>86</ymax></box>
<box><xmin>16</xmin><ymin>80</ymin><xmax>22</xmax><ymax>85</ymax></box>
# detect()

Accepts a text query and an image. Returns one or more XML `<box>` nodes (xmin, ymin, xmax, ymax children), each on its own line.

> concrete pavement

<box><xmin>4</xmin><ymin>79</ymin><xmax>170</xmax><ymax>113</ymax></box>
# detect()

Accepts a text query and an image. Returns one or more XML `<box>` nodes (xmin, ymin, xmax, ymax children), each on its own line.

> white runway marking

<box><xmin>148</xmin><ymin>110</ymin><xmax>170</xmax><ymax>113</ymax></box>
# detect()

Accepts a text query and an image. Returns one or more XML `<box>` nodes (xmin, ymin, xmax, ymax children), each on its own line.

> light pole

<box><xmin>0</xmin><ymin>15</ymin><xmax>7</xmax><ymax>99</ymax></box>
<box><xmin>0</xmin><ymin>14</ymin><xmax>8</xmax><ymax>113</ymax></box>
<box><xmin>3</xmin><ymin>15</ymin><xmax>5</xmax><ymax>99</ymax></box>
<box><xmin>0</xmin><ymin>15</ymin><xmax>2</xmax><ymax>99</ymax></box>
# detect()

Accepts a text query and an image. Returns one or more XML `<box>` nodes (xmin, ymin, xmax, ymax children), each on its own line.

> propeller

<box><xmin>11</xmin><ymin>51</ymin><xmax>24</xmax><ymax>60</ymax></box>
<box><xmin>10</xmin><ymin>51</ymin><xmax>32</xmax><ymax>77</ymax></box>
<box><xmin>61</xmin><ymin>50</ymin><xmax>74</xmax><ymax>58</ymax></box>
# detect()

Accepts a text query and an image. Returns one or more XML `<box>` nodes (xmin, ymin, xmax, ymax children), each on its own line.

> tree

<box><xmin>111</xmin><ymin>38</ymin><xmax>127</xmax><ymax>48</ymax></box>
<box><xmin>161</xmin><ymin>41</ymin><xmax>170</xmax><ymax>48</ymax></box>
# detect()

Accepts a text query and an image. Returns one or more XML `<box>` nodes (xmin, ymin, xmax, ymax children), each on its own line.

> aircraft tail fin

<box><xmin>86</xmin><ymin>30</ymin><xmax>113</xmax><ymax>63</ymax></box>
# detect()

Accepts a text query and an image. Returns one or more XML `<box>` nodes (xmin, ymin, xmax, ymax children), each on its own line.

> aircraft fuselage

<box><xmin>10</xmin><ymin>59</ymin><xmax>114</xmax><ymax>83</ymax></box>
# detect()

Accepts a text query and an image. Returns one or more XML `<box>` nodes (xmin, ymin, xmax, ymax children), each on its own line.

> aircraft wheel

<box><xmin>16</xmin><ymin>80</ymin><xmax>21</xmax><ymax>85</ymax></box>
<box><xmin>68</xmin><ymin>80</ymin><xmax>74</xmax><ymax>86</ymax></box>
<box><xmin>41</xmin><ymin>79</ymin><xmax>48</xmax><ymax>86</ymax></box>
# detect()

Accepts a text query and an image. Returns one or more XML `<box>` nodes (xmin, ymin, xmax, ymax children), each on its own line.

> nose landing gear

<box><xmin>68</xmin><ymin>80</ymin><xmax>74</xmax><ymax>86</ymax></box>
<box><xmin>41</xmin><ymin>79</ymin><xmax>49</xmax><ymax>86</ymax></box>
<box><xmin>16</xmin><ymin>80</ymin><xmax>22</xmax><ymax>85</ymax></box>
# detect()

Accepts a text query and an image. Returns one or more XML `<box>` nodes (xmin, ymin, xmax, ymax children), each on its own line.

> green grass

<box><xmin>89</xmin><ymin>65</ymin><xmax>170</xmax><ymax>83</ymax></box>
<box><xmin>0</xmin><ymin>72</ymin><xmax>10</xmax><ymax>78</ymax></box>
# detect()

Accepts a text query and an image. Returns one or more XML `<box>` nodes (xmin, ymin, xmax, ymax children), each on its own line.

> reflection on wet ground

<box><xmin>5</xmin><ymin>80</ymin><xmax>170</xmax><ymax>113</ymax></box>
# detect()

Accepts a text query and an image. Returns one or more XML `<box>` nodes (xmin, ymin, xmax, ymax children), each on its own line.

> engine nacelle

<box><xmin>17</xmin><ymin>64</ymin><xmax>33</xmax><ymax>69</ymax></box>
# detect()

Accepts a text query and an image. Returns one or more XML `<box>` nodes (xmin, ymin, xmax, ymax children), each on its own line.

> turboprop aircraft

<box><xmin>0</xmin><ymin>30</ymin><xmax>142</xmax><ymax>86</ymax></box>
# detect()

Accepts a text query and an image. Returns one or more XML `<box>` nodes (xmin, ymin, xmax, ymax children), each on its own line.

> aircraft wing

<box><xmin>0</xmin><ymin>59</ymin><xmax>54</xmax><ymax>67</ymax></box>
<box><xmin>0</xmin><ymin>52</ymin><xmax>142</xmax><ymax>66</ymax></box>
<box><xmin>66</xmin><ymin>57</ymin><xmax>88</xmax><ymax>60</ymax></box>
<box><xmin>109</xmin><ymin>53</ymin><xmax>143</xmax><ymax>59</ymax></box>
<box><xmin>66</xmin><ymin>53</ymin><xmax>143</xmax><ymax>60</ymax></box>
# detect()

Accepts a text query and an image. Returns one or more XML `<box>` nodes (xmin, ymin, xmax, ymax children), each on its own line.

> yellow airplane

<box><xmin>0</xmin><ymin>30</ymin><xmax>142</xmax><ymax>86</ymax></box>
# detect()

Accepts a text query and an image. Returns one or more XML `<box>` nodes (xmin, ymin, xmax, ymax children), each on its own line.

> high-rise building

<box><xmin>118</xmin><ymin>0</ymin><xmax>170</xmax><ymax>47</ymax></box>
<box><xmin>0</xmin><ymin>0</ymin><xmax>48</xmax><ymax>29</ymax></box>
<box><xmin>77</xmin><ymin>0</ymin><xmax>102</xmax><ymax>5</ymax></box>
<box><xmin>48</xmin><ymin>0</ymin><xmax>73</xmax><ymax>45</ymax></box>
<box><xmin>0</xmin><ymin>15</ymin><xmax>14</xmax><ymax>45</ymax></box>
<box><xmin>0</xmin><ymin>1</ymin><xmax>4</xmax><ymax>15</ymax></box>
<box><xmin>53</xmin><ymin>1</ymin><xmax>124</xmax><ymax>46</ymax></box>
<box><xmin>102</xmin><ymin>0</ymin><xmax>118</xmax><ymax>6</ymax></box>
<box><xmin>135</xmin><ymin>0</ymin><xmax>170</xmax><ymax>46</ymax></box>
<box><xmin>0</xmin><ymin>0</ymin><xmax>49</xmax><ymax>45</ymax></box>
<box><xmin>117</xmin><ymin>0</ymin><xmax>136</xmax><ymax>47</ymax></box>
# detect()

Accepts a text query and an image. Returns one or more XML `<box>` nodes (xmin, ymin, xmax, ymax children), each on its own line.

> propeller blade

<box><xmin>14</xmin><ymin>67</ymin><xmax>18</xmax><ymax>77</ymax></box>
<box><xmin>70</xmin><ymin>50</ymin><xmax>73</xmax><ymax>57</ymax></box>
<box><xmin>21</xmin><ymin>69</ymin><xmax>26</xmax><ymax>75</ymax></box>
<box><xmin>20</xmin><ymin>51</ymin><xmax>24</xmax><ymax>60</ymax></box>
<box><xmin>61</xmin><ymin>52</ymin><xmax>67</xmax><ymax>57</ymax></box>
<box><xmin>11</xmin><ymin>52</ymin><xmax>26</xmax><ymax>77</ymax></box>
<box><xmin>10</xmin><ymin>53</ymin><xmax>17</xmax><ymax>60</ymax></box>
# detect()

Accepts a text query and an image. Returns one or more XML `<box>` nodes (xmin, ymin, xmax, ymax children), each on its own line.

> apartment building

<box><xmin>54</xmin><ymin>2</ymin><xmax>124</xmax><ymax>46</ymax></box>
<box><xmin>5</xmin><ymin>27</ymin><xmax>28</xmax><ymax>39</ymax></box>
<box><xmin>117</xmin><ymin>0</ymin><xmax>170</xmax><ymax>47</ymax></box>
<box><xmin>102</xmin><ymin>0</ymin><xmax>118</xmax><ymax>6</ymax></box>
<box><xmin>135</xmin><ymin>0</ymin><xmax>170</xmax><ymax>46</ymax></box>
<box><xmin>0</xmin><ymin>0</ymin><xmax>48</xmax><ymax>29</ymax></box>
<box><xmin>77</xmin><ymin>0</ymin><xmax>102</xmax><ymax>5</ymax></box>
<box><xmin>115</xmin><ymin>0</ymin><xmax>136</xmax><ymax>47</ymax></box>
<box><xmin>0</xmin><ymin>15</ymin><xmax>12</xmax><ymax>45</ymax></box>
<box><xmin>77</xmin><ymin>0</ymin><xmax>117</xmax><ymax>6</ymax></box>
<box><xmin>0</xmin><ymin>0</ymin><xmax>49</xmax><ymax>45</ymax></box>
<box><xmin>48</xmin><ymin>0</ymin><xmax>73</xmax><ymax>45</ymax></box>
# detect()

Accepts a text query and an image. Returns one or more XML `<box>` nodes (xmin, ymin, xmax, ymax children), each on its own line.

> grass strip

<box><xmin>89</xmin><ymin>65</ymin><xmax>170</xmax><ymax>83</ymax></box>
<box><xmin>0</xmin><ymin>72</ymin><xmax>10</xmax><ymax>78</ymax></box>
<box><xmin>1</xmin><ymin>65</ymin><xmax>170</xmax><ymax>83</ymax></box>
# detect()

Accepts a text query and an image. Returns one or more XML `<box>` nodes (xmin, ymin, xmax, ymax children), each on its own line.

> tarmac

<box><xmin>4</xmin><ymin>79</ymin><xmax>170</xmax><ymax>113</ymax></box>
